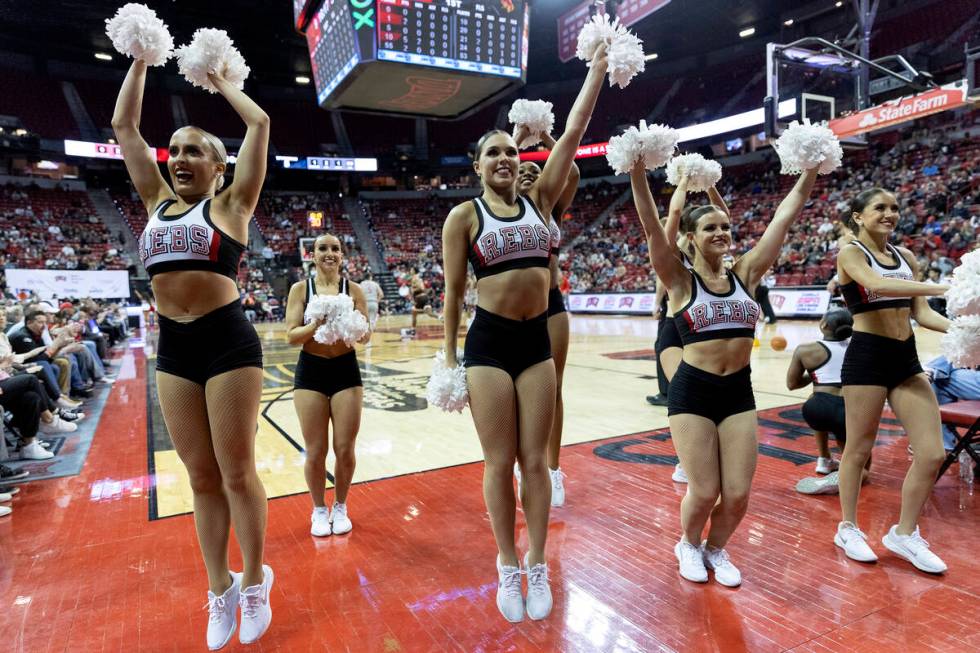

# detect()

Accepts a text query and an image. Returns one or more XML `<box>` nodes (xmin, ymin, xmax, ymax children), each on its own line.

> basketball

<box><xmin>771</xmin><ymin>335</ymin><xmax>788</xmax><ymax>351</ymax></box>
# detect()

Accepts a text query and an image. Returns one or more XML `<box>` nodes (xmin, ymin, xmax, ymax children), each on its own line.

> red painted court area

<box><xmin>1</xmin><ymin>348</ymin><xmax>978</xmax><ymax>652</ymax></box>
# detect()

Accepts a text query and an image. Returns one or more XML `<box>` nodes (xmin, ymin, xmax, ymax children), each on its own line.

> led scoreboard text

<box><xmin>377</xmin><ymin>0</ymin><xmax>525</xmax><ymax>78</ymax></box>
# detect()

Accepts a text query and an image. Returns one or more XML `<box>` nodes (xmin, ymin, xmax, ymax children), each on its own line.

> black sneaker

<box><xmin>646</xmin><ymin>394</ymin><xmax>669</xmax><ymax>407</ymax></box>
<box><xmin>71</xmin><ymin>388</ymin><xmax>93</xmax><ymax>399</ymax></box>
<box><xmin>58</xmin><ymin>409</ymin><xmax>85</xmax><ymax>422</ymax></box>
<box><xmin>0</xmin><ymin>464</ymin><xmax>29</xmax><ymax>481</ymax></box>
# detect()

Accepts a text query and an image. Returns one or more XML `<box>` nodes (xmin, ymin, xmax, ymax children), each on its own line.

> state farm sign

<box><xmin>829</xmin><ymin>83</ymin><xmax>967</xmax><ymax>138</ymax></box>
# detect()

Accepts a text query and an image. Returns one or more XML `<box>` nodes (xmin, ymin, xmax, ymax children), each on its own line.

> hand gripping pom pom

<box><xmin>945</xmin><ymin>249</ymin><xmax>980</xmax><ymax>317</ymax></box>
<box><xmin>772</xmin><ymin>120</ymin><xmax>843</xmax><ymax>175</ymax></box>
<box><xmin>508</xmin><ymin>99</ymin><xmax>555</xmax><ymax>149</ymax></box>
<box><xmin>605</xmin><ymin>128</ymin><xmax>642</xmax><ymax>175</ymax></box>
<box><xmin>666</xmin><ymin>153</ymin><xmax>722</xmax><ymax>192</ymax></box>
<box><xmin>305</xmin><ymin>293</ymin><xmax>369</xmax><ymax>347</ymax></box>
<box><xmin>175</xmin><ymin>28</ymin><xmax>250</xmax><ymax>93</ymax></box>
<box><xmin>942</xmin><ymin>315</ymin><xmax>980</xmax><ymax>368</ymax></box>
<box><xmin>104</xmin><ymin>3</ymin><xmax>174</xmax><ymax>66</ymax></box>
<box><xmin>576</xmin><ymin>14</ymin><xmax>645</xmax><ymax>89</ymax></box>
<box><xmin>605</xmin><ymin>120</ymin><xmax>679</xmax><ymax>175</ymax></box>
<box><xmin>426</xmin><ymin>351</ymin><xmax>469</xmax><ymax>413</ymax></box>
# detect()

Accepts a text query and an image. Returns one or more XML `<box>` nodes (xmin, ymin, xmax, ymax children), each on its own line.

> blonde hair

<box><xmin>177</xmin><ymin>126</ymin><xmax>228</xmax><ymax>190</ymax></box>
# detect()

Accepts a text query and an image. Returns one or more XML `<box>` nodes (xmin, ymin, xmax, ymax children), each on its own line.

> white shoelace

<box><xmin>499</xmin><ymin>566</ymin><xmax>523</xmax><ymax>599</ymax></box>
<box><xmin>332</xmin><ymin>503</ymin><xmax>347</xmax><ymax>519</ymax></box>
<box><xmin>240</xmin><ymin>590</ymin><xmax>264</xmax><ymax>619</ymax></box>
<box><xmin>842</xmin><ymin>523</ymin><xmax>869</xmax><ymax>542</ymax></box>
<box><xmin>551</xmin><ymin>470</ymin><xmax>564</xmax><ymax>491</ymax></box>
<box><xmin>205</xmin><ymin>595</ymin><xmax>229</xmax><ymax>623</ymax></box>
<box><xmin>705</xmin><ymin>547</ymin><xmax>732</xmax><ymax>568</ymax></box>
<box><xmin>901</xmin><ymin>529</ymin><xmax>931</xmax><ymax>555</ymax></box>
<box><xmin>526</xmin><ymin>563</ymin><xmax>548</xmax><ymax>595</ymax></box>
<box><xmin>679</xmin><ymin>542</ymin><xmax>703</xmax><ymax>565</ymax></box>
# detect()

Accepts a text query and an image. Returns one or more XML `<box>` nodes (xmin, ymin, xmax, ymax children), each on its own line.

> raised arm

<box><xmin>539</xmin><ymin>133</ymin><xmax>581</xmax><ymax>219</ymax></box>
<box><xmin>441</xmin><ymin>205</ymin><xmax>472</xmax><ymax>366</ymax></box>
<box><xmin>211</xmin><ymin>75</ymin><xmax>270</xmax><ymax>221</ymax></box>
<box><xmin>666</xmin><ymin>173</ymin><xmax>690</xmax><ymax>243</ymax></box>
<box><xmin>707</xmin><ymin>185</ymin><xmax>730</xmax><ymax>217</ymax></box>
<box><xmin>530</xmin><ymin>46</ymin><xmax>607</xmax><ymax>214</ymax></box>
<box><xmin>737</xmin><ymin>167</ymin><xmax>819</xmax><ymax>287</ymax></box>
<box><xmin>630</xmin><ymin>162</ymin><xmax>687</xmax><ymax>293</ymax></box>
<box><xmin>111</xmin><ymin>60</ymin><xmax>171</xmax><ymax>212</ymax></box>
<box><xmin>837</xmin><ymin>246</ymin><xmax>948</xmax><ymax>299</ymax></box>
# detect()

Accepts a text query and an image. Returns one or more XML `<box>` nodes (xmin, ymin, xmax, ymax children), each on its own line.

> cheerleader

<box><xmin>113</xmin><ymin>58</ymin><xmax>273</xmax><ymax>646</ymax></box>
<box><xmin>440</xmin><ymin>44</ymin><xmax>608</xmax><ymax>622</ymax></box>
<box><xmin>514</xmin><ymin>144</ymin><xmax>579</xmax><ymax>507</ymax></box>
<box><xmin>834</xmin><ymin>188</ymin><xmax>950</xmax><ymax>573</ymax></box>
<box><xmin>631</xmin><ymin>160</ymin><xmax>819</xmax><ymax>586</ymax></box>
<box><xmin>285</xmin><ymin>234</ymin><xmax>370</xmax><ymax>538</ymax></box>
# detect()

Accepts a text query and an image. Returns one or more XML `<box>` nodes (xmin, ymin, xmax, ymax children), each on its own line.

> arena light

<box><xmin>784</xmin><ymin>18</ymin><xmax>794</xmax><ymax>26</ymax></box>
<box><xmin>835</xmin><ymin>1</ymin><xmax>843</xmax><ymax>6</ymax></box>
<box><xmin>94</xmin><ymin>52</ymin><xmax>112</xmax><ymax>61</ymax></box>
<box><xmin>295</xmin><ymin>75</ymin><xmax>310</xmax><ymax>85</ymax></box>
<box><xmin>739</xmin><ymin>27</ymin><xmax>756</xmax><ymax>38</ymax></box>
<box><xmin>645</xmin><ymin>53</ymin><xmax>659</xmax><ymax>61</ymax></box>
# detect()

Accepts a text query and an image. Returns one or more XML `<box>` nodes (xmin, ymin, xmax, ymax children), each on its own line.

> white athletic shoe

<box><xmin>0</xmin><ymin>505</ymin><xmax>10</xmax><ymax>517</ymax></box>
<box><xmin>330</xmin><ymin>502</ymin><xmax>352</xmax><ymax>535</ymax></box>
<box><xmin>0</xmin><ymin>492</ymin><xmax>12</xmax><ymax>503</ymax></box>
<box><xmin>495</xmin><ymin>556</ymin><xmax>524</xmax><ymax>623</ymax></box>
<box><xmin>310</xmin><ymin>506</ymin><xmax>331</xmax><ymax>537</ymax></box>
<box><xmin>702</xmin><ymin>544</ymin><xmax>742</xmax><ymax>587</ymax></box>
<box><xmin>881</xmin><ymin>526</ymin><xmax>947</xmax><ymax>574</ymax></box>
<box><xmin>523</xmin><ymin>553</ymin><xmax>553</xmax><ymax>620</ymax></box>
<box><xmin>796</xmin><ymin>471</ymin><xmax>840</xmax><ymax>495</ymax></box>
<box><xmin>40</xmin><ymin>415</ymin><xmax>76</xmax><ymax>434</ymax></box>
<box><xmin>239</xmin><ymin>565</ymin><xmax>274</xmax><ymax>645</ymax></box>
<box><xmin>514</xmin><ymin>462</ymin><xmax>522</xmax><ymax>500</ymax></box>
<box><xmin>206</xmin><ymin>571</ymin><xmax>241</xmax><ymax>650</ymax></box>
<box><xmin>815</xmin><ymin>457</ymin><xmax>839</xmax><ymax>475</ymax></box>
<box><xmin>671</xmin><ymin>464</ymin><xmax>688</xmax><ymax>484</ymax></box>
<box><xmin>19</xmin><ymin>441</ymin><xmax>54</xmax><ymax>460</ymax></box>
<box><xmin>674</xmin><ymin>540</ymin><xmax>708</xmax><ymax>583</ymax></box>
<box><xmin>56</xmin><ymin>396</ymin><xmax>82</xmax><ymax>410</ymax></box>
<box><xmin>550</xmin><ymin>468</ymin><xmax>565</xmax><ymax>507</ymax></box>
<box><xmin>834</xmin><ymin>521</ymin><xmax>878</xmax><ymax>562</ymax></box>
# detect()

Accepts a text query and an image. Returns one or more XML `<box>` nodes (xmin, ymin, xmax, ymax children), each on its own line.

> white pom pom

<box><xmin>508</xmin><ymin>99</ymin><xmax>555</xmax><ymax>149</ymax></box>
<box><xmin>305</xmin><ymin>293</ymin><xmax>369</xmax><ymax>347</ymax></box>
<box><xmin>576</xmin><ymin>13</ymin><xmax>618</xmax><ymax>62</ymax></box>
<box><xmin>426</xmin><ymin>350</ymin><xmax>469</xmax><ymax>413</ymax></box>
<box><xmin>606</xmin><ymin>31</ymin><xmax>645</xmax><ymax>89</ymax></box>
<box><xmin>175</xmin><ymin>28</ymin><xmax>250</xmax><ymax>93</ymax></box>
<box><xmin>104</xmin><ymin>3</ymin><xmax>174</xmax><ymax>66</ymax></box>
<box><xmin>945</xmin><ymin>249</ymin><xmax>980</xmax><ymax>317</ymax></box>
<box><xmin>942</xmin><ymin>315</ymin><xmax>980</xmax><ymax>368</ymax></box>
<box><xmin>605</xmin><ymin>127</ymin><xmax>642</xmax><ymax>175</ymax></box>
<box><xmin>772</xmin><ymin>120</ymin><xmax>843</xmax><ymax>175</ymax></box>
<box><xmin>666</xmin><ymin>153</ymin><xmax>723</xmax><ymax>192</ymax></box>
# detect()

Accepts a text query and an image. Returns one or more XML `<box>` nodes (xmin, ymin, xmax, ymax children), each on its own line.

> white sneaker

<box><xmin>206</xmin><ymin>571</ymin><xmax>241</xmax><ymax>650</ymax></box>
<box><xmin>97</xmin><ymin>377</ymin><xmax>116</xmax><ymax>385</ymax></box>
<box><xmin>330</xmin><ymin>502</ymin><xmax>352</xmax><ymax>535</ymax></box>
<box><xmin>239</xmin><ymin>565</ymin><xmax>273</xmax><ymax>644</ymax></box>
<box><xmin>310</xmin><ymin>506</ymin><xmax>331</xmax><ymax>537</ymax></box>
<box><xmin>815</xmin><ymin>457</ymin><xmax>839</xmax><ymax>474</ymax></box>
<box><xmin>672</xmin><ymin>464</ymin><xmax>688</xmax><ymax>484</ymax></box>
<box><xmin>0</xmin><ymin>492</ymin><xmax>11</xmax><ymax>502</ymax></box>
<box><xmin>834</xmin><ymin>521</ymin><xmax>878</xmax><ymax>562</ymax></box>
<box><xmin>523</xmin><ymin>553</ymin><xmax>553</xmax><ymax>620</ymax></box>
<box><xmin>796</xmin><ymin>471</ymin><xmax>840</xmax><ymax>495</ymax></box>
<box><xmin>40</xmin><ymin>415</ymin><xmax>76</xmax><ymax>434</ymax></box>
<box><xmin>0</xmin><ymin>505</ymin><xmax>10</xmax><ymax>517</ymax></box>
<box><xmin>514</xmin><ymin>462</ymin><xmax>522</xmax><ymax>500</ymax></box>
<box><xmin>56</xmin><ymin>396</ymin><xmax>82</xmax><ymax>410</ymax></box>
<box><xmin>674</xmin><ymin>540</ymin><xmax>708</xmax><ymax>583</ymax></box>
<box><xmin>881</xmin><ymin>526</ymin><xmax>947</xmax><ymax>574</ymax></box>
<box><xmin>495</xmin><ymin>556</ymin><xmax>524</xmax><ymax>623</ymax></box>
<box><xmin>702</xmin><ymin>544</ymin><xmax>742</xmax><ymax>587</ymax></box>
<box><xmin>19</xmin><ymin>441</ymin><xmax>54</xmax><ymax>460</ymax></box>
<box><xmin>550</xmin><ymin>468</ymin><xmax>565</xmax><ymax>507</ymax></box>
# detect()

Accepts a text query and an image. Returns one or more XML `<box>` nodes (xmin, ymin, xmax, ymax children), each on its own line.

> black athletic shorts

<box><xmin>547</xmin><ymin>287</ymin><xmax>567</xmax><ymax>317</ymax></box>
<box><xmin>294</xmin><ymin>350</ymin><xmax>362</xmax><ymax>397</ymax></box>
<box><xmin>156</xmin><ymin>299</ymin><xmax>263</xmax><ymax>385</ymax></box>
<box><xmin>801</xmin><ymin>392</ymin><xmax>847</xmax><ymax>442</ymax></box>
<box><xmin>657</xmin><ymin>315</ymin><xmax>684</xmax><ymax>352</ymax></box>
<box><xmin>841</xmin><ymin>331</ymin><xmax>922</xmax><ymax>389</ymax></box>
<box><xmin>413</xmin><ymin>292</ymin><xmax>430</xmax><ymax>309</ymax></box>
<box><xmin>464</xmin><ymin>306</ymin><xmax>551</xmax><ymax>380</ymax></box>
<box><xmin>668</xmin><ymin>361</ymin><xmax>755</xmax><ymax>425</ymax></box>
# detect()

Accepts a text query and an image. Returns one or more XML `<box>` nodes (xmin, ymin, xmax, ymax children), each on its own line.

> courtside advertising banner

<box><xmin>6</xmin><ymin>269</ymin><xmax>130</xmax><ymax>299</ymax></box>
<box><xmin>569</xmin><ymin>289</ymin><xmax>830</xmax><ymax>317</ymax></box>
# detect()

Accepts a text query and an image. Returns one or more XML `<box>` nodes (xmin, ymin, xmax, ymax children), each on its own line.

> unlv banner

<box><xmin>557</xmin><ymin>1</ymin><xmax>599</xmax><ymax>63</ymax></box>
<box><xmin>829</xmin><ymin>83</ymin><xmax>967</xmax><ymax>139</ymax></box>
<box><xmin>568</xmin><ymin>292</ymin><xmax>658</xmax><ymax>314</ymax></box>
<box><xmin>616</xmin><ymin>0</ymin><xmax>671</xmax><ymax>28</ymax></box>
<box><xmin>767</xmin><ymin>288</ymin><xmax>830</xmax><ymax>318</ymax></box>
<box><xmin>6</xmin><ymin>269</ymin><xmax>131</xmax><ymax>300</ymax></box>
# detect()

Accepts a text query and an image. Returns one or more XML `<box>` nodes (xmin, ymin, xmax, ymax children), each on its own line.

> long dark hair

<box><xmin>823</xmin><ymin>308</ymin><xmax>853</xmax><ymax>341</ymax></box>
<box><xmin>473</xmin><ymin>129</ymin><xmax>510</xmax><ymax>161</ymax></box>
<box><xmin>680</xmin><ymin>204</ymin><xmax>725</xmax><ymax>234</ymax></box>
<box><xmin>845</xmin><ymin>187</ymin><xmax>890</xmax><ymax>234</ymax></box>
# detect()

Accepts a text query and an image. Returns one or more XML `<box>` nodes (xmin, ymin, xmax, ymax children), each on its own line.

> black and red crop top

<box><xmin>468</xmin><ymin>196</ymin><xmax>552</xmax><ymax>280</ymax></box>
<box><xmin>674</xmin><ymin>269</ymin><xmax>760</xmax><ymax>344</ymax></box>
<box><xmin>138</xmin><ymin>199</ymin><xmax>245</xmax><ymax>280</ymax></box>
<box><xmin>840</xmin><ymin>241</ymin><xmax>913</xmax><ymax>314</ymax></box>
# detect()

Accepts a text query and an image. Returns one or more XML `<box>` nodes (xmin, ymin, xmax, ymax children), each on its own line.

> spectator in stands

<box><xmin>0</xmin><ymin>309</ymin><xmax>81</xmax><ymax>413</ymax></box>
<box><xmin>925</xmin><ymin>356</ymin><xmax>980</xmax><ymax>451</ymax></box>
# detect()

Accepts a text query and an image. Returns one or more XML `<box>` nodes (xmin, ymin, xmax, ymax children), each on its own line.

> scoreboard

<box><xmin>304</xmin><ymin>0</ymin><xmax>530</xmax><ymax>119</ymax></box>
